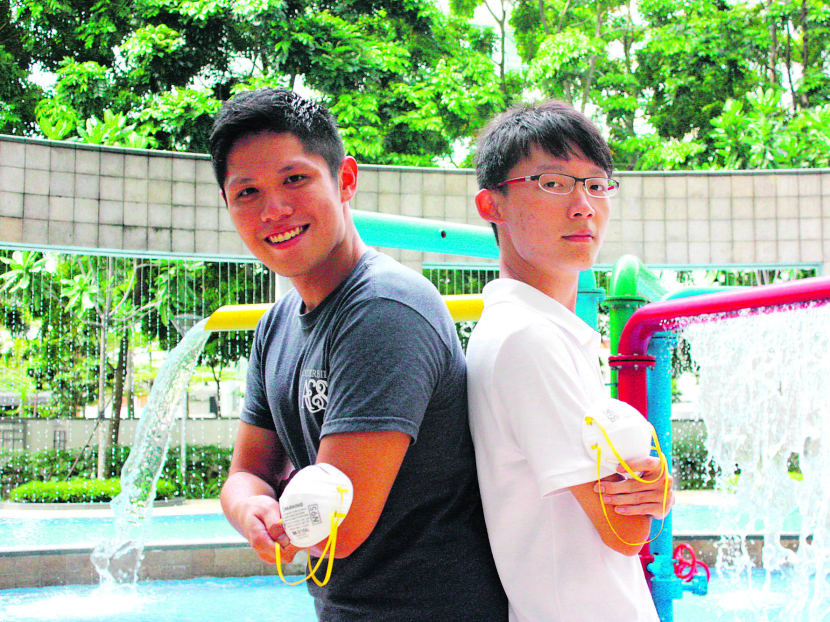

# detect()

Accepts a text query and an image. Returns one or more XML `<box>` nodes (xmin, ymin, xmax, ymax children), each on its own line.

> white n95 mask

<box><xmin>278</xmin><ymin>463</ymin><xmax>354</xmax><ymax>549</ymax></box>
<box><xmin>582</xmin><ymin>397</ymin><xmax>655</xmax><ymax>477</ymax></box>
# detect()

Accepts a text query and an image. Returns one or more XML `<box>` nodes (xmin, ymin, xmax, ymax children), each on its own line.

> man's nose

<box><xmin>261</xmin><ymin>193</ymin><xmax>293</xmax><ymax>220</ymax></box>
<box><xmin>567</xmin><ymin>183</ymin><xmax>596</xmax><ymax>218</ymax></box>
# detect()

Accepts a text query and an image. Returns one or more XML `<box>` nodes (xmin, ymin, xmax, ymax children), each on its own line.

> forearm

<box><xmin>594</xmin><ymin>510</ymin><xmax>651</xmax><ymax>556</ymax></box>
<box><xmin>570</xmin><ymin>478</ymin><xmax>651</xmax><ymax>556</ymax></box>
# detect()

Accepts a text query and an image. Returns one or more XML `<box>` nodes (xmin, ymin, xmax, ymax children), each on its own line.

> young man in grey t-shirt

<box><xmin>211</xmin><ymin>88</ymin><xmax>507</xmax><ymax>621</ymax></box>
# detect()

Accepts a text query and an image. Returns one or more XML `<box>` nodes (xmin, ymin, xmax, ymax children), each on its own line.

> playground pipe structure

<box><xmin>205</xmin><ymin>294</ymin><xmax>485</xmax><ymax>330</ymax></box>
<box><xmin>610</xmin><ymin>272</ymin><xmax>830</xmax><ymax>622</ymax></box>
<box><xmin>352</xmin><ymin>210</ymin><xmax>499</xmax><ymax>259</ymax></box>
<box><xmin>604</xmin><ymin>256</ymin><xmax>691</xmax><ymax>622</ymax></box>
<box><xmin>616</xmin><ymin>274</ymin><xmax>830</xmax><ymax>359</ymax></box>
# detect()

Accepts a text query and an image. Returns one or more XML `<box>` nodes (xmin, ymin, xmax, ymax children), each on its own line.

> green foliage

<box><xmin>0</xmin><ymin>445</ymin><xmax>231</xmax><ymax>500</ymax></box>
<box><xmin>1</xmin><ymin>249</ymin><xmax>269</xmax><ymax>425</ymax></box>
<box><xmin>8</xmin><ymin>0</ymin><xmax>506</xmax><ymax>164</ymax></box>
<box><xmin>8</xmin><ymin>477</ymin><xmax>176</xmax><ymax>503</ymax></box>
<box><xmin>7</xmin><ymin>0</ymin><xmax>830</xmax><ymax>168</ymax></box>
<box><xmin>137</xmin><ymin>87</ymin><xmax>221</xmax><ymax>152</ymax></box>
<box><xmin>160</xmin><ymin>444</ymin><xmax>232</xmax><ymax>498</ymax></box>
<box><xmin>709</xmin><ymin>90</ymin><xmax>830</xmax><ymax>169</ymax></box>
<box><xmin>0</xmin><ymin>43</ymin><xmax>40</xmax><ymax>134</ymax></box>
<box><xmin>672</xmin><ymin>433</ymin><xmax>719</xmax><ymax>490</ymax></box>
<box><xmin>75</xmin><ymin>110</ymin><xmax>154</xmax><ymax>149</ymax></box>
<box><xmin>511</xmin><ymin>0</ymin><xmax>830</xmax><ymax>171</ymax></box>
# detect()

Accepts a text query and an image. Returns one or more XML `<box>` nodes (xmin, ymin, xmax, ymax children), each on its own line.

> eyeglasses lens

<box><xmin>537</xmin><ymin>174</ymin><xmax>618</xmax><ymax>198</ymax></box>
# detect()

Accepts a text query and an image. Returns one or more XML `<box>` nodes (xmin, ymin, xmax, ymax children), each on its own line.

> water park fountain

<box><xmin>91</xmin><ymin>319</ymin><xmax>211</xmax><ymax>584</ymax></box>
<box><xmin>4</xmin><ymin>209</ymin><xmax>830</xmax><ymax>622</ymax></box>
<box><xmin>611</xmin><ymin>267</ymin><xmax>830</xmax><ymax>621</ymax></box>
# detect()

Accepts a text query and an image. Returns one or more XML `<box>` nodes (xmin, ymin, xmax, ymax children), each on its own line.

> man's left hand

<box><xmin>593</xmin><ymin>456</ymin><xmax>674</xmax><ymax>519</ymax></box>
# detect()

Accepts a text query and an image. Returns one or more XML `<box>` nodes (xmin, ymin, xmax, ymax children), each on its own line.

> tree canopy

<box><xmin>4</xmin><ymin>0</ymin><xmax>508</xmax><ymax>165</ymax></box>
<box><xmin>2</xmin><ymin>0</ymin><xmax>829</xmax><ymax>169</ymax></box>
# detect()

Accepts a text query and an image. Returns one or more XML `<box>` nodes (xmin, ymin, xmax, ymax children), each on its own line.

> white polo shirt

<box><xmin>466</xmin><ymin>279</ymin><xmax>658</xmax><ymax>622</ymax></box>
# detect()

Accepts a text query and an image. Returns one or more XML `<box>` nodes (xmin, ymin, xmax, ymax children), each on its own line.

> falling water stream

<box><xmin>91</xmin><ymin>319</ymin><xmax>211</xmax><ymax>584</ymax></box>
<box><xmin>678</xmin><ymin>303</ymin><xmax>830</xmax><ymax>621</ymax></box>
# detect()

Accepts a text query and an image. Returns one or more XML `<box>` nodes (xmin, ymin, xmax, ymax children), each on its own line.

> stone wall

<box><xmin>2</xmin><ymin>134</ymin><xmax>829</xmax><ymax>273</ymax></box>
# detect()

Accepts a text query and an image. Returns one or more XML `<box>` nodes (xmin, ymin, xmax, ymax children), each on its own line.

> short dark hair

<box><xmin>209</xmin><ymin>88</ymin><xmax>345</xmax><ymax>189</ymax></box>
<box><xmin>474</xmin><ymin>100</ymin><xmax>613</xmax><ymax>242</ymax></box>
<box><xmin>475</xmin><ymin>100</ymin><xmax>613</xmax><ymax>191</ymax></box>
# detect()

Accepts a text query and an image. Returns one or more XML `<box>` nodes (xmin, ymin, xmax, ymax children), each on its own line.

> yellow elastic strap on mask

<box><xmin>585</xmin><ymin>416</ymin><xmax>670</xmax><ymax>547</ymax></box>
<box><xmin>275</xmin><ymin>485</ymin><xmax>350</xmax><ymax>587</ymax></box>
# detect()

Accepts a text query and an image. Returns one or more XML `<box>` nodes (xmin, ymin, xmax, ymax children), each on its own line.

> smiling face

<box><xmin>222</xmin><ymin>131</ymin><xmax>364</xmax><ymax>309</ymax></box>
<box><xmin>475</xmin><ymin>145</ymin><xmax>611</xmax><ymax>308</ymax></box>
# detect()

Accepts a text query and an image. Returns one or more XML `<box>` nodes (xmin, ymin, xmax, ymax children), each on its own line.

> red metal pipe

<box><xmin>608</xmin><ymin>354</ymin><xmax>655</xmax><ymax>417</ymax></box>
<box><xmin>617</xmin><ymin>275</ymin><xmax>830</xmax><ymax>357</ymax></box>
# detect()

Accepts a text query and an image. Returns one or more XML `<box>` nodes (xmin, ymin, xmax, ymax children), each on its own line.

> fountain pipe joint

<box><xmin>608</xmin><ymin>354</ymin><xmax>655</xmax><ymax>417</ymax></box>
<box><xmin>682</xmin><ymin>573</ymin><xmax>709</xmax><ymax>597</ymax></box>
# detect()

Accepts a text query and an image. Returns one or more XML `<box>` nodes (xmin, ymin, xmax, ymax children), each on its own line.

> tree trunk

<box><xmin>784</xmin><ymin>23</ymin><xmax>798</xmax><ymax>110</ymax></box>
<box><xmin>126</xmin><ymin>341</ymin><xmax>135</xmax><ymax>420</ymax></box>
<box><xmin>210</xmin><ymin>364</ymin><xmax>223</xmax><ymax>418</ymax></box>
<box><xmin>96</xmin><ymin>257</ymin><xmax>114</xmax><ymax>480</ymax></box>
<box><xmin>107</xmin><ymin>330</ymin><xmax>129</xmax><ymax>476</ymax></box>
<box><xmin>96</xmin><ymin>320</ymin><xmax>109</xmax><ymax>480</ymax></box>
<box><xmin>799</xmin><ymin>0</ymin><xmax>809</xmax><ymax>108</ymax></box>
<box><xmin>539</xmin><ymin>0</ymin><xmax>549</xmax><ymax>35</ymax></box>
<box><xmin>580</xmin><ymin>4</ymin><xmax>602</xmax><ymax>112</ymax></box>
<box><xmin>767</xmin><ymin>0</ymin><xmax>777</xmax><ymax>84</ymax></box>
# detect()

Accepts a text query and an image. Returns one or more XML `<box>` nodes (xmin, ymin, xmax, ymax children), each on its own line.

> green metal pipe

<box><xmin>605</xmin><ymin>255</ymin><xmax>669</xmax><ymax>396</ymax></box>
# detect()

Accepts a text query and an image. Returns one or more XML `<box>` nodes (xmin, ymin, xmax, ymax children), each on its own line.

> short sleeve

<box><xmin>240</xmin><ymin>322</ymin><xmax>277</xmax><ymax>430</ymax></box>
<box><xmin>491</xmin><ymin>323</ymin><xmax>600</xmax><ymax>495</ymax></box>
<box><xmin>320</xmin><ymin>297</ymin><xmax>447</xmax><ymax>442</ymax></box>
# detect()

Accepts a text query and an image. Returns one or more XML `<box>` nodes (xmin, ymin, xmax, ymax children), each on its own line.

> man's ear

<box><xmin>475</xmin><ymin>188</ymin><xmax>505</xmax><ymax>225</ymax></box>
<box><xmin>339</xmin><ymin>156</ymin><xmax>358</xmax><ymax>203</ymax></box>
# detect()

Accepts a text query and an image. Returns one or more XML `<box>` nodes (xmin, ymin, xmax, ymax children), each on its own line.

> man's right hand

<box><xmin>235</xmin><ymin>493</ymin><xmax>305</xmax><ymax>564</ymax></box>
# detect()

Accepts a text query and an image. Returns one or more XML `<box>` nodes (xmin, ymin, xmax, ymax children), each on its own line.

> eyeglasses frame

<box><xmin>492</xmin><ymin>173</ymin><xmax>620</xmax><ymax>198</ymax></box>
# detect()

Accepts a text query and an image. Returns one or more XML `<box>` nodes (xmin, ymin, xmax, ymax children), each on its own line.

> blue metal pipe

<box><xmin>646</xmin><ymin>332</ymin><xmax>681</xmax><ymax>622</ymax></box>
<box><xmin>353</xmin><ymin>210</ymin><xmax>499</xmax><ymax>259</ymax></box>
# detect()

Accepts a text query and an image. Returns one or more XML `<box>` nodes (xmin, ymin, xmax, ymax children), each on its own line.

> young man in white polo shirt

<box><xmin>466</xmin><ymin>100</ymin><xmax>672</xmax><ymax>621</ymax></box>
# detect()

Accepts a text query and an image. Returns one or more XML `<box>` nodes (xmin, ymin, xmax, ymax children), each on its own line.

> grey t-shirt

<box><xmin>242</xmin><ymin>249</ymin><xmax>507</xmax><ymax>621</ymax></box>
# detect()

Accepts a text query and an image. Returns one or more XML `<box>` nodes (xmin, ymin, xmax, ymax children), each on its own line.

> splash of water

<box><xmin>91</xmin><ymin>319</ymin><xmax>211</xmax><ymax>584</ymax></box>
<box><xmin>679</xmin><ymin>303</ymin><xmax>830</xmax><ymax>621</ymax></box>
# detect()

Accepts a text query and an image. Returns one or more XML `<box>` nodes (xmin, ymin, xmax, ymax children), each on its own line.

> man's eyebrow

<box><xmin>225</xmin><ymin>163</ymin><xmax>303</xmax><ymax>186</ymax></box>
<box><xmin>533</xmin><ymin>162</ymin><xmax>606</xmax><ymax>176</ymax></box>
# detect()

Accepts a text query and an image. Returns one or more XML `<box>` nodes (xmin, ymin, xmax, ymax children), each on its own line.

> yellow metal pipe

<box><xmin>203</xmin><ymin>303</ymin><xmax>275</xmax><ymax>331</ymax></box>
<box><xmin>442</xmin><ymin>294</ymin><xmax>484</xmax><ymax>322</ymax></box>
<box><xmin>204</xmin><ymin>295</ymin><xmax>483</xmax><ymax>332</ymax></box>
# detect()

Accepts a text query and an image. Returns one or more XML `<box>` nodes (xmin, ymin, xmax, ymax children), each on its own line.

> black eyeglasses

<box><xmin>494</xmin><ymin>173</ymin><xmax>620</xmax><ymax>198</ymax></box>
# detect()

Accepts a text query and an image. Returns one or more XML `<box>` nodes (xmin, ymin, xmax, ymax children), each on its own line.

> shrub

<box><xmin>671</xmin><ymin>435</ymin><xmax>720</xmax><ymax>490</ymax></box>
<box><xmin>8</xmin><ymin>477</ymin><xmax>176</xmax><ymax>503</ymax></box>
<box><xmin>161</xmin><ymin>444</ymin><xmax>232</xmax><ymax>499</ymax></box>
<box><xmin>1</xmin><ymin>444</ymin><xmax>231</xmax><ymax>501</ymax></box>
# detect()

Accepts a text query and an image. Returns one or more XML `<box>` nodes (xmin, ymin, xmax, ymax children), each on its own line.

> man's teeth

<box><xmin>268</xmin><ymin>226</ymin><xmax>303</xmax><ymax>243</ymax></box>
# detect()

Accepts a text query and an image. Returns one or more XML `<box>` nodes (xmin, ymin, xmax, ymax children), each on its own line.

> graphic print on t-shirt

<box><xmin>301</xmin><ymin>367</ymin><xmax>328</xmax><ymax>415</ymax></box>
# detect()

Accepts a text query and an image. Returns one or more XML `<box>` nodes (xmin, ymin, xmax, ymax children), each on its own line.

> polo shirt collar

<box><xmin>482</xmin><ymin>278</ymin><xmax>599</xmax><ymax>350</ymax></box>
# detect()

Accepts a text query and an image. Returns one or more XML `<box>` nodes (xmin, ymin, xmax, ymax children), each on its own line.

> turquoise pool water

<box><xmin>0</xmin><ymin>502</ymin><xmax>803</xmax><ymax>549</ymax></box>
<box><xmin>0</xmin><ymin>576</ymin><xmax>315</xmax><ymax>621</ymax></box>
<box><xmin>0</xmin><ymin>513</ymin><xmax>243</xmax><ymax>549</ymax></box>
<box><xmin>0</xmin><ymin>570</ymin><xmax>819</xmax><ymax>622</ymax></box>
